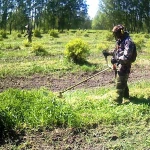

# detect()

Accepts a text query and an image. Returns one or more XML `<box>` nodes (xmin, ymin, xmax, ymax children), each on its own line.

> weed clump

<box><xmin>32</xmin><ymin>43</ymin><xmax>48</xmax><ymax>56</ymax></box>
<box><xmin>64</xmin><ymin>38</ymin><xmax>90</xmax><ymax>63</ymax></box>
<box><xmin>49</xmin><ymin>30</ymin><xmax>59</xmax><ymax>38</ymax></box>
<box><xmin>34</xmin><ymin>29</ymin><xmax>42</xmax><ymax>38</ymax></box>
<box><xmin>0</xmin><ymin>30</ymin><xmax>7</xmax><ymax>38</ymax></box>
<box><xmin>23</xmin><ymin>40</ymin><xmax>31</xmax><ymax>47</ymax></box>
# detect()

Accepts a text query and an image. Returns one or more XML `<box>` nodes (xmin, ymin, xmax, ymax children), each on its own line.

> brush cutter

<box><xmin>58</xmin><ymin>66</ymin><xmax>111</xmax><ymax>98</ymax></box>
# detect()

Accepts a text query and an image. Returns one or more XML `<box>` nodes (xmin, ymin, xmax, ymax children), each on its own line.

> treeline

<box><xmin>0</xmin><ymin>0</ymin><xmax>91</xmax><ymax>33</ymax></box>
<box><xmin>1</xmin><ymin>0</ymin><xmax>150</xmax><ymax>33</ymax></box>
<box><xmin>93</xmin><ymin>0</ymin><xmax>150</xmax><ymax>33</ymax></box>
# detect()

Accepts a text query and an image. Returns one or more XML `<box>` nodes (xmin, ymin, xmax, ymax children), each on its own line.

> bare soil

<box><xmin>0</xmin><ymin>64</ymin><xmax>150</xmax><ymax>93</ymax></box>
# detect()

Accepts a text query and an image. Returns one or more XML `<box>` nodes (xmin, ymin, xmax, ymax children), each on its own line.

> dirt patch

<box><xmin>0</xmin><ymin>65</ymin><xmax>150</xmax><ymax>93</ymax></box>
<box><xmin>1</xmin><ymin>124</ymin><xmax>150</xmax><ymax>149</ymax></box>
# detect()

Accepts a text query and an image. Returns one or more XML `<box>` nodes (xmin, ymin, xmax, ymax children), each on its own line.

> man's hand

<box><xmin>111</xmin><ymin>58</ymin><xmax>118</xmax><ymax>64</ymax></box>
<box><xmin>102</xmin><ymin>50</ymin><xmax>110</xmax><ymax>57</ymax></box>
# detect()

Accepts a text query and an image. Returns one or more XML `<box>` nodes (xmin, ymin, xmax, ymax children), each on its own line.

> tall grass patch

<box><xmin>0</xmin><ymin>81</ymin><xmax>149</xmax><ymax>131</ymax></box>
<box><xmin>0</xmin><ymin>89</ymin><xmax>80</xmax><ymax>130</ymax></box>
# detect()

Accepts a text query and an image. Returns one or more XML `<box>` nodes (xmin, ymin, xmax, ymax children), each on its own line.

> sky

<box><xmin>86</xmin><ymin>0</ymin><xmax>99</xmax><ymax>19</ymax></box>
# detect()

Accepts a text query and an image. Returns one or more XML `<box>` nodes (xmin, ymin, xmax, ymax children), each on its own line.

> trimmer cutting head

<box><xmin>58</xmin><ymin>92</ymin><xmax>63</xmax><ymax>98</ymax></box>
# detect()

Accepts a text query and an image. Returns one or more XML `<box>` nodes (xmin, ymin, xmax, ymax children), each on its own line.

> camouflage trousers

<box><xmin>115</xmin><ymin>73</ymin><xmax>129</xmax><ymax>104</ymax></box>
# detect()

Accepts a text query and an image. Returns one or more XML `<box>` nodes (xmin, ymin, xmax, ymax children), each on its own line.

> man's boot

<box><xmin>113</xmin><ymin>89</ymin><xmax>124</xmax><ymax>104</ymax></box>
<box><xmin>124</xmin><ymin>86</ymin><xmax>129</xmax><ymax>99</ymax></box>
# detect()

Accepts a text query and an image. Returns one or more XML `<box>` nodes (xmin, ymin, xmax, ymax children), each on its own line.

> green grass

<box><xmin>0</xmin><ymin>80</ymin><xmax>149</xmax><ymax>130</ymax></box>
<box><xmin>0</xmin><ymin>30</ymin><xmax>150</xmax><ymax>78</ymax></box>
<box><xmin>0</xmin><ymin>81</ymin><xmax>149</xmax><ymax>149</ymax></box>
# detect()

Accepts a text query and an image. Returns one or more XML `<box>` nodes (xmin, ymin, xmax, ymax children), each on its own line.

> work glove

<box><xmin>102</xmin><ymin>50</ymin><xmax>110</xmax><ymax>57</ymax></box>
<box><xmin>111</xmin><ymin>58</ymin><xmax>118</xmax><ymax>64</ymax></box>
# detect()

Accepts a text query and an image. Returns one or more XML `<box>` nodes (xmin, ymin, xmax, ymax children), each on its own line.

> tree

<box><xmin>0</xmin><ymin>0</ymin><xmax>89</xmax><ymax>32</ymax></box>
<box><xmin>93</xmin><ymin>0</ymin><xmax>150</xmax><ymax>33</ymax></box>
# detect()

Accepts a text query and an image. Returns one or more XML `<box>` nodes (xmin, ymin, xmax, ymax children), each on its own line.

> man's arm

<box><xmin>118</xmin><ymin>40</ymin><xmax>134</xmax><ymax>64</ymax></box>
<box><xmin>102</xmin><ymin>50</ymin><xmax>114</xmax><ymax>57</ymax></box>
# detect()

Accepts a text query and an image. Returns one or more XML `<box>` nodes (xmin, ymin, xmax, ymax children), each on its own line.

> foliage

<box><xmin>0</xmin><ymin>30</ymin><xmax>7</xmax><ymax>38</ymax></box>
<box><xmin>93</xmin><ymin>0</ymin><xmax>150</xmax><ymax>33</ymax></box>
<box><xmin>49</xmin><ymin>30</ymin><xmax>59</xmax><ymax>38</ymax></box>
<box><xmin>0</xmin><ymin>80</ymin><xmax>149</xmax><ymax>130</ymax></box>
<box><xmin>133</xmin><ymin>37</ymin><xmax>145</xmax><ymax>50</ymax></box>
<box><xmin>23</xmin><ymin>40</ymin><xmax>31</xmax><ymax>47</ymax></box>
<box><xmin>0</xmin><ymin>0</ymin><xmax>88</xmax><ymax>32</ymax></box>
<box><xmin>0</xmin><ymin>30</ymin><xmax>150</xmax><ymax>77</ymax></box>
<box><xmin>32</xmin><ymin>43</ymin><xmax>48</xmax><ymax>56</ymax></box>
<box><xmin>64</xmin><ymin>38</ymin><xmax>90</xmax><ymax>63</ymax></box>
<box><xmin>0</xmin><ymin>30</ymin><xmax>150</xmax><ymax>149</ymax></box>
<box><xmin>104</xmin><ymin>32</ymin><xmax>114</xmax><ymax>41</ymax></box>
<box><xmin>34</xmin><ymin>29</ymin><xmax>42</xmax><ymax>38</ymax></box>
<box><xmin>17</xmin><ymin>33</ymin><xmax>22</xmax><ymax>38</ymax></box>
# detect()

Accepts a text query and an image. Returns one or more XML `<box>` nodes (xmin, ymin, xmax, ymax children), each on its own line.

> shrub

<box><xmin>17</xmin><ymin>33</ymin><xmax>22</xmax><ymax>38</ymax></box>
<box><xmin>34</xmin><ymin>29</ymin><xmax>42</xmax><ymax>37</ymax></box>
<box><xmin>143</xmin><ymin>33</ymin><xmax>150</xmax><ymax>38</ymax></box>
<box><xmin>23</xmin><ymin>40</ymin><xmax>31</xmax><ymax>47</ymax></box>
<box><xmin>0</xmin><ymin>30</ymin><xmax>7</xmax><ymax>38</ymax></box>
<box><xmin>32</xmin><ymin>43</ymin><xmax>48</xmax><ymax>56</ymax></box>
<box><xmin>134</xmin><ymin>37</ymin><xmax>145</xmax><ymax>50</ymax></box>
<box><xmin>64</xmin><ymin>38</ymin><xmax>90</xmax><ymax>63</ymax></box>
<box><xmin>49</xmin><ymin>30</ymin><xmax>59</xmax><ymax>38</ymax></box>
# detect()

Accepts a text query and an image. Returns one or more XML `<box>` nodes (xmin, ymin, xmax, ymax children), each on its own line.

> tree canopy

<box><xmin>1</xmin><ymin>0</ymin><xmax>150</xmax><ymax>33</ymax></box>
<box><xmin>92</xmin><ymin>0</ymin><xmax>150</xmax><ymax>33</ymax></box>
<box><xmin>0</xmin><ymin>0</ymin><xmax>90</xmax><ymax>32</ymax></box>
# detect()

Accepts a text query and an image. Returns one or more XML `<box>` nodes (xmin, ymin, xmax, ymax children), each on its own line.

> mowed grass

<box><xmin>0</xmin><ymin>30</ymin><xmax>150</xmax><ymax>78</ymax></box>
<box><xmin>0</xmin><ymin>30</ymin><xmax>116</xmax><ymax>77</ymax></box>
<box><xmin>0</xmin><ymin>30</ymin><xmax>150</xmax><ymax>149</ymax></box>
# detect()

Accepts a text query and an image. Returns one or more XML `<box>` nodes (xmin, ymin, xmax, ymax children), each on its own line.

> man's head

<box><xmin>112</xmin><ymin>24</ymin><xmax>125</xmax><ymax>40</ymax></box>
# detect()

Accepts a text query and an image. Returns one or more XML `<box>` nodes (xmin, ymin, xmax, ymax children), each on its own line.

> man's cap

<box><xmin>112</xmin><ymin>24</ymin><xmax>124</xmax><ymax>33</ymax></box>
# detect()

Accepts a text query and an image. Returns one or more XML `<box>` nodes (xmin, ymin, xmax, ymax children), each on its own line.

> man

<box><xmin>103</xmin><ymin>24</ymin><xmax>136</xmax><ymax>104</ymax></box>
<box><xmin>24</xmin><ymin>24</ymin><xmax>33</xmax><ymax>42</ymax></box>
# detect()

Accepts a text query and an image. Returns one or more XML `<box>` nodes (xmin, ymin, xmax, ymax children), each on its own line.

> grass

<box><xmin>0</xmin><ymin>30</ymin><xmax>119</xmax><ymax>78</ymax></box>
<box><xmin>0</xmin><ymin>30</ymin><xmax>150</xmax><ymax>149</ymax></box>
<box><xmin>0</xmin><ymin>80</ymin><xmax>149</xmax><ymax>129</ymax></box>
<box><xmin>0</xmin><ymin>81</ymin><xmax>149</xmax><ymax>149</ymax></box>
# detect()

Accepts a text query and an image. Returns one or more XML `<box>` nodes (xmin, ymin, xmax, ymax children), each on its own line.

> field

<box><xmin>0</xmin><ymin>30</ymin><xmax>150</xmax><ymax>149</ymax></box>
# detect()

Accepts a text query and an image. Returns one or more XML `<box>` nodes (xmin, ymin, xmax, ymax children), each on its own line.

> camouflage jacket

<box><xmin>111</xmin><ymin>32</ymin><xmax>135</xmax><ymax>75</ymax></box>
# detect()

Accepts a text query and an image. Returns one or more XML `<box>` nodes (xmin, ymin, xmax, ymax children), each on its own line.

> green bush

<box><xmin>134</xmin><ymin>37</ymin><xmax>145</xmax><ymax>50</ymax></box>
<box><xmin>143</xmin><ymin>33</ymin><xmax>150</xmax><ymax>38</ymax></box>
<box><xmin>34</xmin><ymin>29</ymin><xmax>42</xmax><ymax>37</ymax></box>
<box><xmin>49</xmin><ymin>30</ymin><xmax>59</xmax><ymax>38</ymax></box>
<box><xmin>32</xmin><ymin>43</ymin><xmax>48</xmax><ymax>56</ymax></box>
<box><xmin>64</xmin><ymin>38</ymin><xmax>90</xmax><ymax>63</ymax></box>
<box><xmin>0</xmin><ymin>30</ymin><xmax>7</xmax><ymax>38</ymax></box>
<box><xmin>17</xmin><ymin>33</ymin><xmax>22</xmax><ymax>38</ymax></box>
